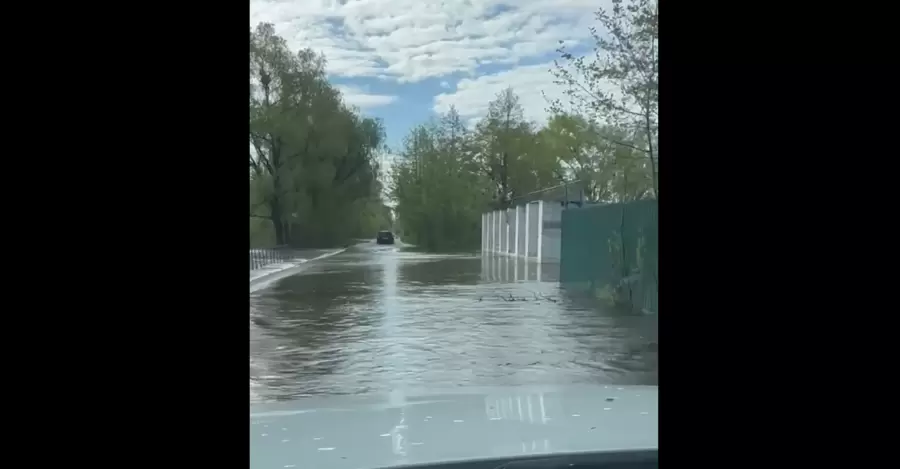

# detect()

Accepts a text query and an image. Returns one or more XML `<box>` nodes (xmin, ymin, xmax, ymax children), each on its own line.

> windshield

<box><xmin>250</xmin><ymin>0</ymin><xmax>657</xmax><ymax>467</ymax></box>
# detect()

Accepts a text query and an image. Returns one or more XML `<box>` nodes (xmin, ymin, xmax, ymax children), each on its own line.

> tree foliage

<box><xmin>249</xmin><ymin>23</ymin><xmax>390</xmax><ymax>248</ymax></box>
<box><xmin>473</xmin><ymin>88</ymin><xmax>560</xmax><ymax>209</ymax></box>
<box><xmin>390</xmin><ymin>85</ymin><xmax>654</xmax><ymax>252</ymax></box>
<box><xmin>251</xmin><ymin>4</ymin><xmax>659</xmax><ymax>252</ymax></box>
<box><xmin>550</xmin><ymin>0</ymin><xmax>658</xmax><ymax>198</ymax></box>
<box><xmin>538</xmin><ymin>113</ymin><xmax>653</xmax><ymax>203</ymax></box>
<box><xmin>390</xmin><ymin>108</ymin><xmax>491</xmax><ymax>251</ymax></box>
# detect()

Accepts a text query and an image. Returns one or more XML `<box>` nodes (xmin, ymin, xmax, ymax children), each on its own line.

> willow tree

<box><xmin>250</xmin><ymin>23</ymin><xmax>384</xmax><ymax>247</ymax></box>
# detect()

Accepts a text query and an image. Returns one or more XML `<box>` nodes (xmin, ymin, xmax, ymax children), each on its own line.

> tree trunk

<box><xmin>270</xmin><ymin>196</ymin><xmax>285</xmax><ymax>245</ymax></box>
<box><xmin>272</xmin><ymin>215</ymin><xmax>285</xmax><ymax>245</ymax></box>
<box><xmin>283</xmin><ymin>221</ymin><xmax>292</xmax><ymax>246</ymax></box>
<box><xmin>645</xmin><ymin>115</ymin><xmax>658</xmax><ymax>199</ymax></box>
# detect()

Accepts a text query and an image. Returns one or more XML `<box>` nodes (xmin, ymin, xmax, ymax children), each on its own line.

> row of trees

<box><xmin>248</xmin><ymin>0</ymin><xmax>657</xmax><ymax>252</ymax></box>
<box><xmin>250</xmin><ymin>24</ymin><xmax>392</xmax><ymax>248</ymax></box>
<box><xmin>391</xmin><ymin>0</ymin><xmax>658</xmax><ymax>251</ymax></box>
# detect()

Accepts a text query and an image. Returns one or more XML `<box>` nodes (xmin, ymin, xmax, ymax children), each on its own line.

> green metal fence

<box><xmin>560</xmin><ymin>199</ymin><xmax>658</xmax><ymax>314</ymax></box>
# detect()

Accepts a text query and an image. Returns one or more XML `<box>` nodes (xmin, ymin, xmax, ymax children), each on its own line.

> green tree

<box><xmin>474</xmin><ymin>88</ymin><xmax>561</xmax><ymax>208</ymax></box>
<box><xmin>551</xmin><ymin>0</ymin><xmax>658</xmax><ymax>198</ymax></box>
<box><xmin>391</xmin><ymin>108</ymin><xmax>491</xmax><ymax>251</ymax></box>
<box><xmin>538</xmin><ymin>112</ymin><xmax>653</xmax><ymax>203</ymax></box>
<box><xmin>249</xmin><ymin>23</ymin><xmax>384</xmax><ymax>248</ymax></box>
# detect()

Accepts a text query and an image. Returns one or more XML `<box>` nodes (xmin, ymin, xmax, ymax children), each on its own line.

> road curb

<box><xmin>250</xmin><ymin>247</ymin><xmax>349</xmax><ymax>293</ymax></box>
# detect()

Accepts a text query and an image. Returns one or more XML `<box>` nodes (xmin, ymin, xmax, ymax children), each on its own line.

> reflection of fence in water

<box><xmin>484</xmin><ymin>392</ymin><xmax>555</xmax><ymax>454</ymax></box>
<box><xmin>480</xmin><ymin>253</ymin><xmax>543</xmax><ymax>283</ymax></box>
<box><xmin>485</xmin><ymin>392</ymin><xmax>554</xmax><ymax>423</ymax></box>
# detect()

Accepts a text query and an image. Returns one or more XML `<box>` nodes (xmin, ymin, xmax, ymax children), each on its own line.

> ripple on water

<box><xmin>249</xmin><ymin>249</ymin><xmax>657</xmax><ymax>402</ymax></box>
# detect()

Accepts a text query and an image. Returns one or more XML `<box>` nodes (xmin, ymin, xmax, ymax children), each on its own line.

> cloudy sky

<box><xmin>250</xmin><ymin>0</ymin><xmax>605</xmax><ymax>153</ymax></box>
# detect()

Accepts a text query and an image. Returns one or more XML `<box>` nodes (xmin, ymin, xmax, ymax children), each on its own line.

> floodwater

<box><xmin>250</xmin><ymin>242</ymin><xmax>657</xmax><ymax>403</ymax></box>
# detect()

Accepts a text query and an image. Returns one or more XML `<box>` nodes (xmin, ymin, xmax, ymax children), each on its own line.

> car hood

<box><xmin>250</xmin><ymin>384</ymin><xmax>657</xmax><ymax>469</ymax></box>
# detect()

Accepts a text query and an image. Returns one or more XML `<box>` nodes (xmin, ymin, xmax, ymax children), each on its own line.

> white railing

<box><xmin>481</xmin><ymin>200</ymin><xmax>561</xmax><ymax>263</ymax></box>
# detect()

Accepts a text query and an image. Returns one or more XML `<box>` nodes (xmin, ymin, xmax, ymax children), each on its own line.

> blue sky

<box><xmin>250</xmin><ymin>0</ymin><xmax>606</xmax><ymax>156</ymax></box>
<box><xmin>331</xmin><ymin>75</ymin><xmax>453</xmax><ymax>150</ymax></box>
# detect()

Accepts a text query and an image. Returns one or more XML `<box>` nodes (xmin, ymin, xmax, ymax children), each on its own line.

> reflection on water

<box><xmin>480</xmin><ymin>254</ymin><xmax>559</xmax><ymax>283</ymax></box>
<box><xmin>250</xmin><ymin>244</ymin><xmax>657</xmax><ymax>403</ymax></box>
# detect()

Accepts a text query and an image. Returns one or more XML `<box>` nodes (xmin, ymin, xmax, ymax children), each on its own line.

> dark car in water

<box><xmin>376</xmin><ymin>230</ymin><xmax>395</xmax><ymax>245</ymax></box>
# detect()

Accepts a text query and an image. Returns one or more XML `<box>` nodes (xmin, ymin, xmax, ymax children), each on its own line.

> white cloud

<box><xmin>433</xmin><ymin>59</ymin><xmax>632</xmax><ymax>127</ymax></box>
<box><xmin>251</xmin><ymin>0</ymin><xmax>618</xmax><ymax>124</ymax></box>
<box><xmin>433</xmin><ymin>62</ymin><xmax>565</xmax><ymax>126</ymax></box>
<box><xmin>250</xmin><ymin>0</ymin><xmax>608</xmax><ymax>82</ymax></box>
<box><xmin>336</xmin><ymin>85</ymin><xmax>397</xmax><ymax>109</ymax></box>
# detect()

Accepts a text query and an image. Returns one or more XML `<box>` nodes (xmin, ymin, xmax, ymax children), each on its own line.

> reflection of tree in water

<box><xmin>398</xmin><ymin>257</ymin><xmax>482</xmax><ymax>287</ymax></box>
<box><xmin>249</xmin><ymin>264</ymin><xmax>384</xmax><ymax>400</ymax></box>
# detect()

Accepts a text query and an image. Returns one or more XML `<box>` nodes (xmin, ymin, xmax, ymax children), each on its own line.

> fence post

<box><xmin>494</xmin><ymin>210</ymin><xmax>500</xmax><ymax>254</ymax></box>
<box><xmin>497</xmin><ymin>210</ymin><xmax>502</xmax><ymax>254</ymax></box>
<box><xmin>514</xmin><ymin>205</ymin><xmax>519</xmax><ymax>257</ymax></box>
<box><xmin>487</xmin><ymin>211</ymin><xmax>491</xmax><ymax>253</ymax></box>
<box><xmin>504</xmin><ymin>208</ymin><xmax>509</xmax><ymax>255</ymax></box>
<box><xmin>485</xmin><ymin>211</ymin><xmax>490</xmax><ymax>253</ymax></box>
<box><xmin>500</xmin><ymin>209</ymin><xmax>505</xmax><ymax>254</ymax></box>
<box><xmin>536</xmin><ymin>200</ymin><xmax>544</xmax><ymax>263</ymax></box>
<box><xmin>497</xmin><ymin>209</ymin><xmax>501</xmax><ymax>254</ymax></box>
<box><xmin>484</xmin><ymin>212</ymin><xmax>488</xmax><ymax>252</ymax></box>
<box><xmin>494</xmin><ymin>210</ymin><xmax>498</xmax><ymax>254</ymax></box>
<box><xmin>524</xmin><ymin>203</ymin><xmax>530</xmax><ymax>259</ymax></box>
<box><xmin>489</xmin><ymin>211</ymin><xmax>494</xmax><ymax>253</ymax></box>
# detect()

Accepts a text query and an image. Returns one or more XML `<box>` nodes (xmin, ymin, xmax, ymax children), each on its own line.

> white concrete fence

<box><xmin>481</xmin><ymin>200</ymin><xmax>561</xmax><ymax>263</ymax></box>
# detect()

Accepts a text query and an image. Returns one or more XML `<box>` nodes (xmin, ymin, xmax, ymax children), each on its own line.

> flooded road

<box><xmin>250</xmin><ymin>242</ymin><xmax>657</xmax><ymax>403</ymax></box>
